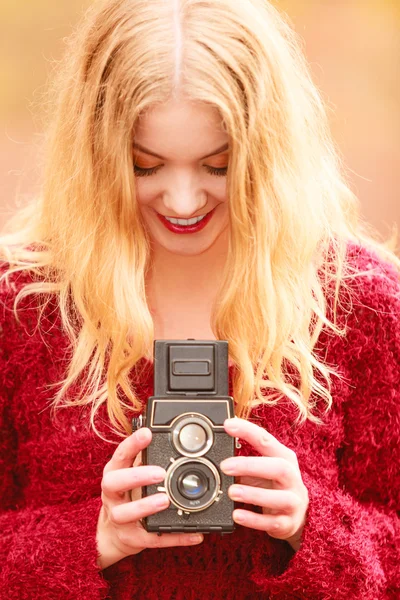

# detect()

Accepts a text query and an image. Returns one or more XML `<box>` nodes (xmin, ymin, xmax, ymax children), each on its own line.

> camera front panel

<box><xmin>142</xmin><ymin>397</ymin><xmax>236</xmax><ymax>533</ymax></box>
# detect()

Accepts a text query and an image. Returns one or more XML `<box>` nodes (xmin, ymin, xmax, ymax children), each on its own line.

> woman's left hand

<box><xmin>220</xmin><ymin>418</ymin><xmax>309</xmax><ymax>552</ymax></box>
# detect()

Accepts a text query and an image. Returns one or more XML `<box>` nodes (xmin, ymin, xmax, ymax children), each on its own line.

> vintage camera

<box><xmin>132</xmin><ymin>339</ymin><xmax>238</xmax><ymax>534</ymax></box>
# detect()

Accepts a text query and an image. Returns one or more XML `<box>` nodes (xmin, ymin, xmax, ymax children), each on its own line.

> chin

<box><xmin>147</xmin><ymin>222</ymin><xmax>229</xmax><ymax>257</ymax></box>
<box><xmin>160</xmin><ymin>241</ymin><xmax>215</xmax><ymax>257</ymax></box>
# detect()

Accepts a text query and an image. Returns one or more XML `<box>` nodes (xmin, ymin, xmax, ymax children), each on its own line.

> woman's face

<box><xmin>133</xmin><ymin>98</ymin><xmax>230</xmax><ymax>257</ymax></box>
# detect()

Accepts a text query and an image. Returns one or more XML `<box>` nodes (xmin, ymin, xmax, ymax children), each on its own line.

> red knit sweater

<box><xmin>0</xmin><ymin>241</ymin><xmax>399</xmax><ymax>600</ymax></box>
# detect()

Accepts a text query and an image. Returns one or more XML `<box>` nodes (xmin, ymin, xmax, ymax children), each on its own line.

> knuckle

<box><xmin>109</xmin><ymin>506</ymin><xmax>122</xmax><ymax>524</ymax></box>
<box><xmin>284</xmin><ymin>494</ymin><xmax>301</xmax><ymax>512</ymax></box>
<box><xmin>276</xmin><ymin>462</ymin><xmax>289</xmax><ymax>482</ymax></box>
<box><xmin>114</xmin><ymin>447</ymin><xmax>126</xmax><ymax>461</ymax></box>
<box><xmin>147</xmin><ymin>535</ymin><xmax>164</xmax><ymax>549</ymax></box>
<box><xmin>270</xmin><ymin>516</ymin><xmax>290</xmax><ymax>536</ymax></box>
<box><xmin>278</xmin><ymin>460</ymin><xmax>295</xmax><ymax>483</ymax></box>
<box><xmin>102</xmin><ymin>462</ymin><xmax>111</xmax><ymax>477</ymax></box>
<box><xmin>178</xmin><ymin>535</ymin><xmax>187</xmax><ymax>545</ymax></box>
<box><xmin>101</xmin><ymin>472</ymin><xmax>114</xmax><ymax>494</ymax></box>
<box><xmin>259</xmin><ymin>432</ymin><xmax>273</xmax><ymax>447</ymax></box>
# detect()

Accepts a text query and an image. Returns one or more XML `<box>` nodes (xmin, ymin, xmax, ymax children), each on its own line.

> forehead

<box><xmin>135</xmin><ymin>98</ymin><xmax>225</xmax><ymax>130</ymax></box>
<box><xmin>133</xmin><ymin>98</ymin><xmax>228</xmax><ymax>158</ymax></box>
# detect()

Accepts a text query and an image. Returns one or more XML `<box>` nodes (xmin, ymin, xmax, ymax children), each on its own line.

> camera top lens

<box><xmin>171</xmin><ymin>414</ymin><xmax>214</xmax><ymax>457</ymax></box>
<box><xmin>178</xmin><ymin>423</ymin><xmax>207</xmax><ymax>453</ymax></box>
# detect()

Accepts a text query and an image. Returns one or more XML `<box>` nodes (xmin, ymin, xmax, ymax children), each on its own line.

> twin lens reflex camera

<box><xmin>132</xmin><ymin>339</ymin><xmax>239</xmax><ymax>535</ymax></box>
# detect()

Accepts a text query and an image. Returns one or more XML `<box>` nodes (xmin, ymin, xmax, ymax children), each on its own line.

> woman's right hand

<box><xmin>96</xmin><ymin>426</ymin><xmax>204</xmax><ymax>569</ymax></box>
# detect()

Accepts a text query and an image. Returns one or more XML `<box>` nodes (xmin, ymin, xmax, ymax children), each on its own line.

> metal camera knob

<box><xmin>132</xmin><ymin>414</ymin><xmax>144</xmax><ymax>431</ymax></box>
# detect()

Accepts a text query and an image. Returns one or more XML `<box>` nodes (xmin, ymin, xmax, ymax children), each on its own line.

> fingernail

<box><xmin>137</xmin><ymin>428</ymin><xmax>150</xmax><ymax>442</ymax></box>
<box><xmin>151</xmin><ymin>469</ymin><xmax>166</xmax><ymax>483</ymax></box>
<box><xmin>190</xmin><ymin>535</ymin><xmax>203</xmax><ymax>543</ymax></box>
<box><xmin>229</xmin><ymin>485</ymin><xmax>243</xmax><ymax>500</ymax></box>
<box><xmin>224</xmin><ymin>418</ymin><xmax>239</xmax><ymax>432</ymax></box>
<box><xmin>220</xmin><ymin>459</ymin><xmax>236</xmax><ymax>474</ymax></box>
<box><xmin>233</xmin><ymin>510</ymin><xmax>245</xmax><ymax>523</ymax></box>
<box><xmin>156</xmin><ymin>495</ymin><xmax>169</xmax><ymax>508</ymax></box>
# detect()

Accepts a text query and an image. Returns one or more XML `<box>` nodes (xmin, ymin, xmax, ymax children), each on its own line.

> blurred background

<box><xmin>0</xmin><ymin>0</ymin><xmax>399</xmax><ymax>239</ymax></box>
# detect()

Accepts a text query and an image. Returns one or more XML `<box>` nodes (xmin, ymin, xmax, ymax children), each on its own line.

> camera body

<box><xmin>132</xmin><ymin>339</ymin><xmax>236</xmax><ymax>534</ymax></box>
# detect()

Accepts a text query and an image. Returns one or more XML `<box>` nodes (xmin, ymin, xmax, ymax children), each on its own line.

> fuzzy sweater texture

<box><xmin>0</xmin><ymin>242</ymin><xmax>399</xmax><ymax>600</ymax></box>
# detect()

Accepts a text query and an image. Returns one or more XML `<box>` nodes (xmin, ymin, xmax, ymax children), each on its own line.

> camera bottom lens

<box><xmin>165</xmin><ymin>457</ymin><xmax>221</xmax><ymax>512</ymax></box>
<box><xmin>178</xmin><ymin>471</ymin><xmax>209</xmax><ymax>500</ymax></box>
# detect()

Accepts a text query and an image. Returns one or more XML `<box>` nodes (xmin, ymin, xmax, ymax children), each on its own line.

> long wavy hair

<box><xmin>1</xmin><ymin>0</ymin><xmax>399</xmax><ymax>441</ymax></box>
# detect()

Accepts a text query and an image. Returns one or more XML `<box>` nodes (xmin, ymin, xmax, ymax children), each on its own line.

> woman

<box><xmin>0</xmin><ymin>0</ymin><xmax>399</xmax><ymax>598</ymax></box>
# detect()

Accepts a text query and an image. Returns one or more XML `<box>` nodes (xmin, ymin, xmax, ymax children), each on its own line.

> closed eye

<box><xmin>133</xmin><ymin>165</ymin><xmax>228</xmax><ymax>177</ymax></box>
<box><xmin>204</xmin><ymin>166</ymin><xmax>228</xmax><ymax>177</ymax></box>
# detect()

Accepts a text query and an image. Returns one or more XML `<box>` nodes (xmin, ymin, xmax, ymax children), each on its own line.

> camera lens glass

<box><xmin>178</xmin><ymin>470</ymin><xmax>209</xmax><ymax>499</ymax></box>
<box><xmin>178</xmin><ymin>423</ymin><xmax>207</xmax><ymax>453</ymax></box>
<box><xmin>166</xmin><ymin>457</ymin><xmax>221</xmax><ymax>512</ymax></box>
<box><xmin>171</xmin><ymin>414</ymin><xmax>214</xmax><ymax>458</ymax></box>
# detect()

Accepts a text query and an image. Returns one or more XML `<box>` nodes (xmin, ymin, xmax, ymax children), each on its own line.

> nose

<box><xmin>162</xmin><ymin>190</ymin><xmax>208</xmax><ymax>218</ymax></box>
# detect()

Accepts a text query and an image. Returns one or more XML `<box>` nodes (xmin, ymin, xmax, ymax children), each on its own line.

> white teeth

<box><xmin>164</xmin><ymin>214</ymin><xmax>207</xmax><ymax>226</ymax></box>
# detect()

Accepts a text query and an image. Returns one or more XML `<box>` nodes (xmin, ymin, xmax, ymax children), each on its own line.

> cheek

<box><xmin>210</xmin><ymin>180</ymin><xmax>228</xmax><ymax>203</ymax></box>
<box><xmin>134</xmin><ymin>182</ymin><xmax>154</xmax><ymax>207</ymax></box>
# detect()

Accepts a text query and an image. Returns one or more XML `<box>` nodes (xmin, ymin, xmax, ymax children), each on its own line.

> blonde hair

<box><xmin>1</xmin><ymin>0</ymin><xmax>399</xmax><ymax>442</ymax></box>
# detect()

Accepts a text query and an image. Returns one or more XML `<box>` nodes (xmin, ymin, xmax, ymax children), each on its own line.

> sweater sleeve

<box><xmin>249</xmin><ymin>249</ymin><xmax>400</xmax><ymax>599</ymax></box>
<box><xmin>0</xmin><ymin>269</ymin><xmax>110</xmax><ymax>599</ymax></box>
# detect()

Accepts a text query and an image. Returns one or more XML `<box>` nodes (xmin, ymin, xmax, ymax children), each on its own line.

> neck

<box><xmin>146</xmin><ymin>229</ymin><xmax>229</xmax><ymax>299</ymax></box>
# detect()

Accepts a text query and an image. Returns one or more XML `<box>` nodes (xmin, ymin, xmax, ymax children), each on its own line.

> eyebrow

<box><xmin>132</xmin><ymin>142</ymin><xmax>229</xmax><ymax>160</ymax></box>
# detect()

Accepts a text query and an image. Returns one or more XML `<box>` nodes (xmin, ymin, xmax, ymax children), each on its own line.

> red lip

<box><xmin>156</xmin><ymin>208</ymin><xmax>216</xmax><ymax>234</ymax></box>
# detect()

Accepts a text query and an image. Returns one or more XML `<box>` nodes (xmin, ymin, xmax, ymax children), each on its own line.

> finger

<box><xmin>111</xmin><ymin>493</ymin><xmax>170</xmax><ymax>525</ymax></box>
<box><xmin>232</xmin><ymin>509</ymin><xmax>296</xmax><ymax>538</ymax></box>
<box><xmin>220</xmin><ymin>456</ymin><xmax>298</xmax><ymax>489</ymax></box>
<box><xmin>120</xmin><ymin>527</ymin><xmax>204</xmax><ymax>550</ymax></box>
<box><xmin>228</xmin><ymin>485</ymin><xmax>301</xmax><ymax>514</ymax></box>
<box><xmin>115</xmin><ymin>525</ymin><xmax>204</xmax><ymax>553</ymax></box>
<box><xmin>102</xmin><ymin>466</ymin><xmax>166</xmax><ymax>502</ymax></box>
<box><xmin>144</xmin><ymin>532</ymin><xmax>204</xmax><ymax>549</ymax></box>
<box><xmin>236</xmin><ymin>475</ymin><xmax>273</xmax><ymax>489</ymax></box>
<box><xmin>103</xmin><ymin>428</ymin><xmax>152</xmax><ymax>475</ymax></box>
<box><xmin>224</xmin><ymin>418</ymin><xmax>298</xmax><ymax>466</ymax></box>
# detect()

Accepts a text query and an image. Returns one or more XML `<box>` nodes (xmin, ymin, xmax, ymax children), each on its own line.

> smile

<box><xmin>164</xmin><ymin>214</ymin><xmax>207</xmax><ymax>226</ymax></box>
<box><xmin>156</xmin><ymin>208</ymin><xmax>216</xmax><ymax>234</ymax></box>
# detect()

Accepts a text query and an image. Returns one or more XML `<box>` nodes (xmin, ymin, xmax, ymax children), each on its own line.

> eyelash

<box><xmin>133</xmin><ymin>165</ymin><xmax>228</xmax><ymax>177</ymax></box>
